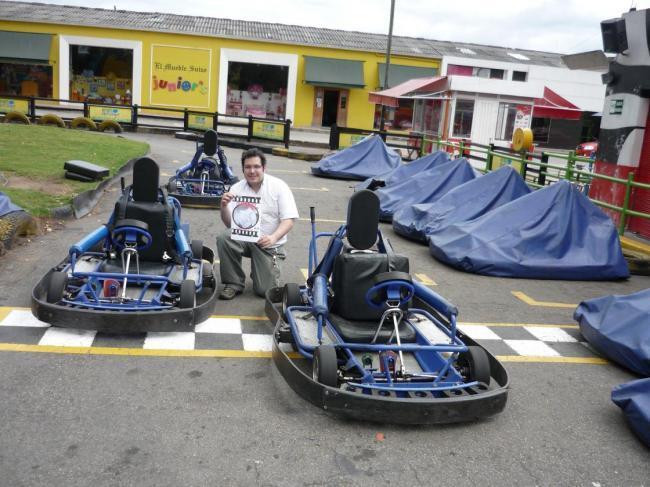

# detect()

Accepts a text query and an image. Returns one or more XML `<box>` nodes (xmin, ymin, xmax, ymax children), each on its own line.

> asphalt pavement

<box><xmin>0</xmin><ymin>132</ymin><xmax>648</xmax><ymax>486</ymax></box>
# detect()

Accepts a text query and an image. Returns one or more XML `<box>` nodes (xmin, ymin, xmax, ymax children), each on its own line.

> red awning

<box><xmin>533</xmin><ymin>87</ymin><xmax>582</xmax><ymax>120</ymax></box>
<box><xmin>369</xmin><ymin>76</ymin><xmax>446</xmax><ymax>108</ymax></box>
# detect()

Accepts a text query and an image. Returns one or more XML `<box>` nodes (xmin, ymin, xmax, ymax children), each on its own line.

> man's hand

<box><xmin>257</xmin><ymin>234</ymin><xmax>278</xmax><ymax>249</ymax></box>
<box><xmin>221</xmin><ymin>192</ymin><xmax>235</xmax><ymax>206</ymax></box>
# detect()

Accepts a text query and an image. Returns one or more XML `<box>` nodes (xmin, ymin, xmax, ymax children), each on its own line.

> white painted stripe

<box><xmin>143</xmin><ymin>332</ymin><xmax>195</xmax><ymax>350</ymax></box>
<box><xmin>525</xmin><ymin>326</ymin><xmax>577</xmax><ymax>343</ymax></box>
<box><xmin>39</xmin><ymin>328</ymin><xmax>96</xmax><ymax>347</ymax></box>
<box><xmin>504</xmin><ymin>340</ymin><xmax>560</xmax><ymax>357</ymax></box>
<box><xmin>457</xmin><ymin>324</ymin><xmax>501</xmax><ymax>340</ymax></box>
<box><xmin>195</xmin><ymin>318</ymin><xmax>242</xmax><ymax>334</ymax></box>
<box><xmin>242</xmin><ymin>333</ymin><xmax>273</xmax><ymax>352</ymax></box>
<box><xmin>1</xmin><ymin>310</ymin><xmax>50</xmax><ymax>328</ymax></box>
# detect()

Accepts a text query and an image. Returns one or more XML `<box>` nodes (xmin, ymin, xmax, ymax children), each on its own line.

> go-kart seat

<box><xmin>329</xmin><ymin>190</ymin><xmax>415</xmax><ymax>343</ymax></box>
<box><xmin>203</xmin><ymin>129</ymin><xmax>218</xmax><ymax>156</ymax></box>
<box><xmin>113</xmin><ymin>157</ymin><xmax>177</xmax><ymax>263</ymax></box>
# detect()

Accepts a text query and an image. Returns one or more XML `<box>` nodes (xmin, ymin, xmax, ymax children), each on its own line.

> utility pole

<box><xmin>379</xmin><ymin>0</ymin><xmax>395</xmax><ymax>132</ymax></box>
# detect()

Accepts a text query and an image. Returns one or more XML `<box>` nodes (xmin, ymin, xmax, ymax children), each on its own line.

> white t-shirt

<box><xmin>228</xmin><ymin>173</ymin><xmax>299</xmax><ymax>247</ymax></box>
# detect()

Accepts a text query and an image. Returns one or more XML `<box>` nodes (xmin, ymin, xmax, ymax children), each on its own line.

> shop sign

<box><xmin>252</xmin><ymin>120</ymin><xmax>284</xmax><ymax>141</ymax></box>
<box><xmin>151</xmin><ymin>45</ymin><xmax>211</xmax><ymax>109</ymax></box>
<box><xmin>89</xmin><ymin>105</ymin><xmax>133</xmax><ymax>123</ymax></box>
<box><xmin>0</xmin><ymin>97</ymin><xmax>29</xmax><ymax>115</ymax></box>
<box><xmin>492</xmin><ymin>154</ymin><xmax>521</xmax><ymax>173</ymax></box>
<box><xmin>187</xmin><ymin>112</ymin><xmax>213</xmax><ymax>131</ymax></box>
<box><xmin>339</xmin><ymin>133</ymin><xmax>367</xmax><ymax>148</ymax></box>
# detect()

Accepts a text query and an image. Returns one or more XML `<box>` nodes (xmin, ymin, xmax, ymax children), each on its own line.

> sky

<box><xmin>11</xmin><ymin>0</ymin><xmax>650</xmax><ymax>54</ymax></box>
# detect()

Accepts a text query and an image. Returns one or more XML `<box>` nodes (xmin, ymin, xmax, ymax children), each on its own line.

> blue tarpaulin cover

<box><xmin>574</xmin><ymin>288</ymin><xmax>650</xmax><ymax>375</ymax></box>
<box><xmin>311</xmin><ymin>135</ymin><xmax>401</xmax><ymax>180</ymax></box>
<box><xmin>611</xmin><ymin>378</ymin><xmax>650</xmax><ymax>447</ymax></box>
<box><xmin>0</xmin><ymin>191</ymin><xmax>22</xmax><ymax>217</ymax></box>
<box><xmin>428</xmin><ymin>180</ymin><xmax>630</xmax><ymax>280</ymax></box>
<box><xmin>375</xmin><ymin>158</ymin><xmax>476</xmax><ymax>222</ymax></box>
<box><xmin>355</xmin><ymin>151</ymin><xmax>450</xmax><ymax>191</ymax></box>
<box><xmin>393</xmin><ymin>166</ymin><xmax>531</xmax><ymax>242</ymax></box>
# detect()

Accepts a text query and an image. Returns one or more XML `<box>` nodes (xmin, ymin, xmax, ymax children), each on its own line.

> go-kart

<box><xmin>32</xmin><ymin>157</ymin><xmax>219</xmax><ymax>333</ymax></box>
<box><xmin>167</xmin><ymin>129</ymin><xmax>238</xmax><ymax>208</ymax></box>
<box><xmin>265</xmin><ymin>190</ymin><xmax>509</xmax><ymax>424</ymax></box>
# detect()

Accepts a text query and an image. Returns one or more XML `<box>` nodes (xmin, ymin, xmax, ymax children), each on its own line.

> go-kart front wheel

<box><xmin>457</xmin><ymin>346</ymin><xmax>491</xmax><ymax>385</ymax></box>
<box><xmin>191</xmin><ymin>240</ymin><xmax>203</xmax><ymax>259</ymax></box>
<box><xmin>47</xmin><ymin>271</ymin><xmax>67</xmax><ymax>304</ymax></box>
<box><xmin>179</xmin><ymin>279</ymin><xmax>196</xmax><ymax>308</ymax></box>
<box><xmin>282</xmin><ymin>283</ymin><xmax>302</xmax><ymax>317</ymax></box>
<box><xmin>313</xmin><ymin>345</ymin><xmax>338</xmax><ymax>388</ymax></box>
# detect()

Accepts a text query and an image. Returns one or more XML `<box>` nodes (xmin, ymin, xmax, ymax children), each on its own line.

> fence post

<box><xmin>329</xmin><ymin>124</ymin><xmax>339</xmax><ymax>150</ymax></box>
<box><xmin>619</xmin><ymin>172</ymin><xmax>635</xmax><ymax>235</ymax></box>
<box><xmin>284</xmin><ymin>118</ymin><xmax>292</xmax><ymax>149</ymax></box>
<box><xmin>458</xmin><ymin>140</ymin><xmax>465</xmax><ymax>159</ymax></box>
<box><xmin>419</xmin><ymin>133</ymin><xmax>425</xmax><ymax>157</ymax></box>
<box><xmin>83</xmin><ymin>101</ymin><xmax>89</xmax><ymax>119</ymax></box>
<box><xmin>183</xmin><ymin>108</ymin><xmax>189</xmax><ymax>131</ymax></box>
<box><xmin>436</xmin><ymin>137</ymin><xmax>441</xmax><ymax>151</ymax></box>
<box><xmin>519</xmin><ymin>151</ymin><xmax>527</xmax><ymax>179</ymax></box>
<box><xmin>131</xmin><ymin>104</ymin><xmax>138</xmax><ymax>127</ymax></box>
<box><xmin>247</xmin><ymin>115</ymin><xmax>253</xmax><ymax>142</ymax></box>
<box><xmin>213</xmin><ymin>112</ymin><xmax>219</xmax><ymax>131</ymax></box>
<box><xmin>539</xmin><ymin>152</ymin><xmax>548</xmax><ymax>186</ymax></box>
<box><xmin>566</xmin><ymin>150</ymin><xmax>576</xmax><ymax>182</ymax></box>
<box><xmin>486</xmin><ymin>143</ymin><xmax>494</xmax><ymax>172</ymax></box>
<box><xmin>29</xmin><ymin>97</ymin><xmax>36</xmax><ymax>122</ymax></box>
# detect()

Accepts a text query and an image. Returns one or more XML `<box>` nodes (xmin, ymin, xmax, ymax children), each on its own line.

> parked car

<box><xmin>576</xmin><ymin>140</ymin><xmax>598</xmax><ymax>158</ymax></box>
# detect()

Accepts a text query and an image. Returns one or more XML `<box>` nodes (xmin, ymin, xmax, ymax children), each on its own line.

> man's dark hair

<box><xmin>241</xmin><ymin>148</ymin><xmax>267</xmax><ymax>169</ymax></box>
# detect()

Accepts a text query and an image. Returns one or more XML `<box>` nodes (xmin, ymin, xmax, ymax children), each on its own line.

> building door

<box><xmin>322</xmin><ymin>89</ymin><xmax>339</xmax><ymax>127</ymax></box>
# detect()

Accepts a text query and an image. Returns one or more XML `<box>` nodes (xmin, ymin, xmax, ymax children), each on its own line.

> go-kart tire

<box><xmin>38</xmin><ymin>114</ymin><xmax>66</xmax><ymax>128</ymax></box>
<box><xmin>202</xmin><ymin>261</ymin><xmax>215</xmax><ymax>288</ymax></box>
<box><xmin>313</xmin><ymin>345</ymin><xmax>338</xmax><ymax>388</ymax></box>
<box><xmin>179</xmin><ymin>279</ymin><xmax>196</xmax><ymax>308</ymax></box>
<box><xmin>191</xmin><ymin>240</ymin><xmax>203</xmax><ymax>260</ymax></box>
<box><xmin>167</xmin><ymin>180</ymin><xmax>176</xmax><ymax>193</ymax></box>
<box><xmin>3</xmin><ymin>111</ymin><xmax>30</xmax><ymax>125</ymax></box>
<box><xmin>458</xmin><ymin>346</ymin><xmax>491</xmax><ymax>386</ymax></box>
<box><xmin>97</xmin><ymin>120</ymin><xmax>123</xmax><ymax>133</ymax></box>
<box><xmin>47</xmin><ymin>271</ymin><xmax>67</xmax><ymax>304</ymax></box>
<box><xmin>282</xmin><ymin>282</ymin><xmax>302</xmax><ymax>317</ymax></box>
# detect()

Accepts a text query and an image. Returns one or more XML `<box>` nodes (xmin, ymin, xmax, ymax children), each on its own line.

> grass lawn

<box><xmin>0</xmin><ymin>124</ymin><xmax>149</xmax><ymax>216</ymax></box>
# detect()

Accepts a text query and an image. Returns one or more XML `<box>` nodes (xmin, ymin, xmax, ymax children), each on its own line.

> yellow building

<box><xmin>0</xmin><ymin>1</ymin><xmax>440</xmax><ymax>130</ymax></box>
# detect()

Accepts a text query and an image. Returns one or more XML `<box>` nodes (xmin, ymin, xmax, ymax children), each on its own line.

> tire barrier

<box><xmin>37</xmin><ymin>114</ymin><xmax>66</xmax><ymax>128</ymax></box>
<box><xmin>97</xmin><ymin>120</ymin><xmax>123</xmax><ymax>133</ymax></box>
<box><xmin>2</xmin><ymin>111</ymin><xmax>30</xmax><ymax>125</ymax></box>
<box><xmin>70</xmin><ymin>116</ymin><xmax>97</xmax><ymax>131</ymax></box>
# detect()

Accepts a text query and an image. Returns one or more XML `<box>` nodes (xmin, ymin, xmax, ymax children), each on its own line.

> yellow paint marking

<box><xmin>210</xmin><ymin>314</ymin><xmax>268</xmax><ymax>321</ymax></box>
<box><xmin>291</xmin><ymin>186</ymin><xmax>329</xmax><ymax>192</ymax></box>
<box><xmin>460</xmin><ymin>321</ymin><xmax>578</xmax><ymax>329</ymax></box>
<box><xmin>172</xmin><ymin>159</ymin><xmax>182</xmax><ymax>163</ymax></box>
<box><xmin>0</xmin><ymin>343</ymin><xmax>301</xmax><ymax>359</ymax></box>
<box><xmin>300</xmin><ymin>268</ymin><xmax>309</xmax><ymax>280</ymax></box>
<box><xmin>496</xmin><ymin>355</ymin><xmax>608</xmax><ymax>365</ymax></box>
<box><xmin>620</xmin><ymin>235</ymin><xmax>650</xmax><ymax>254</ymax></box>
<box><xmin>269</xmin><ymin>169</ymin><xmax>303</xmax><ymax>174</ymax></box>
<box><xmin>512</xmin><ymin>291</ymin><xmax>577</xmax><ymax>309</ymax></box>
<box><xmin>161</xmin><ymin>172</ymin><xmax>171</xmax><ymax>177</ymax></box>
<box><xmin>298</xmin><ymin>218</ymin><xmax>345</xmax><ymax>223</ymax></box>
<box><xmin>415</xmin><ymin>273</ymin><xmax>436</xmax><ymax>286</ymax></box>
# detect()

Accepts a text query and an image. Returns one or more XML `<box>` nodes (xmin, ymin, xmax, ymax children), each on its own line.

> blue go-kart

<box><xmin>167</xmin><ymin>129</ymin><xmax>238</xmax><ymax>208</ymax></box>
<box><xmin>32</xmin><ymin>157</ymin><xmax>219</xmax><ymax>333</ymax></box>
<box><xmin>265</xmin><ymin>190</ymin><xmax>509</xmax><ymax>424</ymax></box>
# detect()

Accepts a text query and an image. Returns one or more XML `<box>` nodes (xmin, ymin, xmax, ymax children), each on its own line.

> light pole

<box><xmin>379</xmin><ymin>0</ymin><xmax>395</xmax><ymax>133</ymax></box>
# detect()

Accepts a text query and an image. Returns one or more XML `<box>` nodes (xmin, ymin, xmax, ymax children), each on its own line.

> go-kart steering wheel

<box><xmin>112</xmin><ymin>219</ymin><xmax>152</xmax><ymax>252</ymax></box>
<box><xmin>365</xmin><ymin>271</ymin><xmax>415</xmax><ymax>309</ymax></box>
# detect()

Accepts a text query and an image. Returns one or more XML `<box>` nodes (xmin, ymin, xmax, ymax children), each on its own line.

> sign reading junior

<box><xmin>151</xmin><ymin>45</ymin><xmax>212</xmax><ymax>109</ymax></box>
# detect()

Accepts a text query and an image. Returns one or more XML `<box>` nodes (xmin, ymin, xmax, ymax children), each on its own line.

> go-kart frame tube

<box><xmin>265</xmin><ymin>287</ymin><xmax>509</xmax><ymax>424</ymax></box>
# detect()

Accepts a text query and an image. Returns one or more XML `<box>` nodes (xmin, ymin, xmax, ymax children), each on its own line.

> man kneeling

<box><xmin>216</xmin><ymin>148</ymin><xmax>298</xmax><ymax>299</ymax></box>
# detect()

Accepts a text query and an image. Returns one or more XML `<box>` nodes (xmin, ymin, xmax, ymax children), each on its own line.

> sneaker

<box><xmin>219</xmin><ymin>285</ymin><xmax>242</xmax><ymax>300</ymax></box>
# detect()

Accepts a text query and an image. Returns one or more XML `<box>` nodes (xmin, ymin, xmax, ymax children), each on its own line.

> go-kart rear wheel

<box><xmin>179</xmin><ymin>279</ymin><xmax>196</xmax><ymax>308</ymax></box>
<box><xmin>457</xmin><ymin>346</ymin><xmax>491</xmax><ymax>386</ymax></box>
<box><xmin>313</xmin><ymin>345</ymin><xmax>338</xmax><ymax>388</ymax></box>
<box><xmin>47</xmin><ymin>271</ymin><xmax>67</xmax><ymax>303</ymax></box>
<box><xmin>281</xmin><ymin>283</ymin><xmax>302</xmax><ymax>318</ymax></box>
<box><xmin>202</xmin><ymin>261</ymin><xmax>215</xmax><ymax>288</ymax></box>
<box><xmin>191</xmin><ymin>240</ymin><xmax>203</xmax><ymax>260</ymax></box>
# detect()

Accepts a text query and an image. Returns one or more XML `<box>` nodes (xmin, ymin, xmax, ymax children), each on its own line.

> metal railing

<box><xmin>426</xmin><ymin>136</ymin><xmax>650</xmax><ymax>235</ymax></box>
<box><xmin>0</xmin><ymin>94</ymin><xmax>291</xmax><ymax>148</ymax></box>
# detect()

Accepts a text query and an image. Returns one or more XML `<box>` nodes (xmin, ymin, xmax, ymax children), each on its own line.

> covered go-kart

<box><xmin>32</xmin><ymin>157</ymin><xmax>219</xmax><ymax>333</ymax></box>
<box><xmin>167</xmin><ymin>129</ymin><xmax>238</xmax><ymax>208</ymax></box>
<box><xmin>264</xmin><ymin>190</ymin><xmax>509</xmax><ymax>424</ymax></box>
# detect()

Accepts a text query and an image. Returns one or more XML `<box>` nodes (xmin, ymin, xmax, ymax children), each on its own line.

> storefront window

<box><xmin>495</xmin><ymin>102</ymin><xmax>533</xmax><ymax>141</ymax></box>
<box><xmin>373</xmin><ymin>99</ymin><xmax>414</xmax><ymax>131</ymax></box>
<box><xmin>226</xmin><ymin>62</ymin><xmax>288</xmax><ymax>120</ymax></box>
<box><xmin>453</xmin><ymin>99</ymin><xmax>474</xmax><ymax>138</ymax></box>
<box><xmin>69</xmin><ymin>45</ymin><xmax>133</xmax><ymax>105</ymax></box>
<box><xmin>531</xmin><ymin>117</ymin><xmax>551</xmax><ymax>143</ymax></box>
<box><xmin>0</xmin><ymin>62</ymin><xmax>52</xmax><ymax>97</ymax></box>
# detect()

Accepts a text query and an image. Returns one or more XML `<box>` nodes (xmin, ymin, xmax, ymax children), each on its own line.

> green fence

<box><xmin>425</xmin><ymin>137</ymin><xmax>650</xmax><ymax>236</ymax></box>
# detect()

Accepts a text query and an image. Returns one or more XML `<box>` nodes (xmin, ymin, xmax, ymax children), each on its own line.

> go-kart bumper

<box><xmin>31</xmin><ymin>249</ymin><xmax>219</xmax><ymax>334</ymax></box>
<box><xmin>265</xmin><ymin>287</ymin><xmax>509</xmax><ymax>424</ymax></box>
<box><xmin>168</xmin><ymin>191</ymin><xmax>221</xmax><ymax>209</ymax></box>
